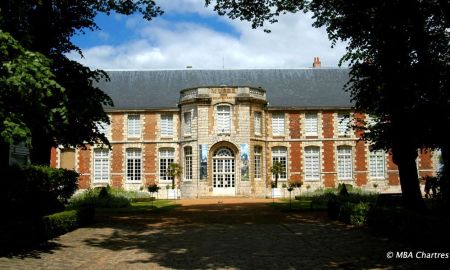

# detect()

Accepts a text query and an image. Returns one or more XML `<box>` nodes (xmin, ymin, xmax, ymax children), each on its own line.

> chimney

<box><xmin>313</xmin><ymin>57</ymin><xmax>321</xmax><ymax>68</ymax></box>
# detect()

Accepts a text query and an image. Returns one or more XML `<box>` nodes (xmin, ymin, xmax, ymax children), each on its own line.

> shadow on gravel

<box><xmin>81</xmin><ymin>202</ymin><xmax>424</xmax><ymax>269</ymax></box>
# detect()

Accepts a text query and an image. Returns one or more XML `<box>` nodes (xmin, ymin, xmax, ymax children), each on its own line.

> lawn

<box><xmin>96</xmin><ymin>200</ymin><xmax>180</xmax><ymax>214</ymax></box>
<box><xmin>271</xmin><ymin>198</ymin><xmax>328</xmax><ymax>212</ymax></box>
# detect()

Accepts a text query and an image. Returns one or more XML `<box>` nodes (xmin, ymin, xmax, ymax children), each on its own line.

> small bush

<box><xmin>67</xmin><ymin>187</ymin><xmax>133</xmax><ymax>209</ymax></box>
<box><xmin>327</xmin><ymin>192</ymin><xmax>376</xmax><ymax>226</ymax></box>
<box><xmin>42</xmin><ymin>207</ymin><xmax>95</xmax><ymax>239</ymax></box>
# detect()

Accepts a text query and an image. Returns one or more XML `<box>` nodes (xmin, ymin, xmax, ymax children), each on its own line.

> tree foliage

<box><xmin>206</xmin><ymin>0</ymin><xmax>450</xmax><ymax>210</ymax></box>
<box><xmin>270</xmin><ymin>161</ymin><xmax>284</xmax><ymax>188</ymax></box>
<box><xmin>0</xmin><ymin>0</ymin><xmax>163</xmax><ymax>164</ymax></box>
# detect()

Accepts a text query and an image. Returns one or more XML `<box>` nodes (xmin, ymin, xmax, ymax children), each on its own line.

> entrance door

<box><xmin>212</xmin><ymin>147</ymin><xmax>235</xmax><ymax>196</ymax></box>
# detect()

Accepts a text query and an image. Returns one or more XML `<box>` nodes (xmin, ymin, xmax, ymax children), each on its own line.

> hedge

<box><xmin>42</xmin><ymin>207</ymin><xmax>95</xmax><ymax>239</ymax></box>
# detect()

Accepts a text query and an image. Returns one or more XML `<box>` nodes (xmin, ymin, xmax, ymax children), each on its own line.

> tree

<box><xmin>0</xmin><ymin>30</ymin><xmax>66</xmax><ymax>166</ymax></box>
<box><xmin>167</xmin><ymin>163</ymin><xmax>183</xmax><ymax>189</ymax></box>
<box><xmin>270</xmin><ymin>161</ymin><xmax>284</xmax><ymax>188</ymax></box>
<box><xmin>0</xmin><ymin>0</ymin><xmax>163</xmax><ymax>164</ymax></box>
<box><xmin>206</xmin><ymin>0</ymin><xmax>450</xmax><ymax>210</ymax></box>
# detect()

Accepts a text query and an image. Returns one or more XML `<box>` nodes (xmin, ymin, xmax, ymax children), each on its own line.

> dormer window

<box><xmin>216</xmin><ymin>105</ymin><xmax>231</xmax><ymax>134</ymax></box>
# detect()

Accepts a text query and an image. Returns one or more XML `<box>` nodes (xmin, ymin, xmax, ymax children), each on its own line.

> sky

<box><xmin>69</xmin><ymin>0</ymin><xmax>347</xmax><ymax>70</ymax></box>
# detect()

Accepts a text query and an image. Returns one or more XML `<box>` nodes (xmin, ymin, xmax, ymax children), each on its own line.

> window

<box><xmin>159</xmin><ymin>148</ymin><xmax>174</xmax><ymax>181</ymax></box>
<box><xmin>126</xmin><ymin>148</ymin><xmax>141</xmax><ymax>181</ymax></box>
<box><xmin>183</xmin><ymin>112</ymin><xmax>192</xmax><ymax>135</ymax></box>
<box><xmin>272</xmin><ymin>147</ymin><xmax>287</xmax><ymax>180</ymax></box>
<box><xmin>254</xmin><ymin>146</ymin><xmax>262</xmax><ymax>179</ymax></box>
<box><xmin>127</xmin><ymin>115</ymin><xmax>141</xmax><ymax>137</ymax></box>
<box><xmin>337</xmin><ymin>146</ymin><xmax>353</xmax><ymax>179</ymax></box>
<box><xmin>161</xmin><ymin>115</ymin><xmax>173</xmax><ymax>136</ymax></box>
<box><xmin>370</xmin><ymin>150</ymin><xmax>385</xmax><ymax>179</ymax></box>
<box><xmin>305</xmin><ymin>113</ymin><xmax>318</xmax><ymax>136</ymax></box>
<box><xmin>254</xmin><ymin>112</ymin><xmax>262</xmax><ymax>135</ymax></box>
<box><xmin>338</xmin><ymin>113</ymin><xmax>351</xmax><ymax>135</ymax></box>
<box><xmin>304</xmin><ymin>147</ymin><xmax>320</xmax><ymax>181</ymax></box>
<box><xmin>93</xmin><ymin>149</ymin><xmax>109</xmax><ymax>182</ymax></box>
<box><xmin>216</xmin><ymin>105</ymin><xmax>231</xmax><ymax>133</ymax></box>
<box><xmin>272</xmin><ymin>113</ymin><xmax>285</xmax><ymax>135</ymax></box>
<box><xmin>96</xmin><ymin>121</ymin><xmax>110</xmax><ymax>138</ymax></box>
<box><xmin>184</xmin><ymin>147</ymin><xmax>192</xmax><ymax>181</ymax></box>
<box><xmin>60</xmin><ymin>149</ymin><xmax>75</xmax><ymax>170</ymax></box>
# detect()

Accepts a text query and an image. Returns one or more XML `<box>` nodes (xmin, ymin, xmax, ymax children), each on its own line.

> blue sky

<box><xmin>69</xmin><ymin>0</ymin><xmax>346</xmax><ymax>69</ymax></box>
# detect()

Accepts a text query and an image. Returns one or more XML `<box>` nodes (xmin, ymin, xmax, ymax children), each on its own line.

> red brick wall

<box><xmin>50</xmin><ymin>147</ymin><xmax>57</xmax><ymax>168</ymax></box>
<box><xmin>355</xmin><ymin>140</ymin><xmax>367</xmax><ymax>186</ymax></box>
<box><xmin>419</xmin><ymin>150</ymin><xmax>433</xmax><ymax>178</ymax></box>
<box><xmin>289</xmin><ymin>142</ymin><xmax>302</xmax><ymax>182</ymax></box>
<box><xmin>78</xmin><ymin>146</ymin><xmax>91</xmax><ymax>189</ymax></box>
<box><xmin>322</xmin><ymin>111</ymin><xmax>334</xmax><ymax>138</ymax></box>
<box><xmin>323</xmin><ymin>141</ymin><xmax>335</xmax><ymax>187</ymax></box>
<box><xmin>144</xmin><ymin>144</ymin><xmax>157</xmax><ymax>186</ymax></box>
<box><xmin>387</xmin><ymin>153</ymin><xmax>400</xmax><ymax>185</ymax></box>
<box><xmin>289</xmin><ymin>113</ymin><xmax>301</xmax><ymax>139</ymax></box>
<box><xmin>143</xmin><ymin>113</ymin><xmax>157</xmax><ymax>140</ymax></box>
<box><xmin>111</xmin><ymin>113</ymin><xmax>123</xmax><ymax>141</ymax></box>
<box><xmin>111</xmin><ymin>144</ymin><xmax>123</xmax><ymax>188</ymax></box>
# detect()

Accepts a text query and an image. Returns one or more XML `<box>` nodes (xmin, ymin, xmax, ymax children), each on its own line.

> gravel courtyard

<box><xmin>0</xmin><ymin>198</ymin><xmax>431</xmax><ymax>269</ymax></box>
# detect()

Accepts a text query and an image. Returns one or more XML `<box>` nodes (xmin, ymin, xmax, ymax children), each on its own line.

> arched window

<box><xmin>184</xmin><ymin>146</ymin><xmax>193</xmax><ymax>181</ymax></box>
<box><xmin>337</xmin><ymin>146</ymin><xmax>353</xmax><ymax>180</ymax></box>
<box><xmin>304</xmin><ymin>146</ymin><xmax>320</xmax><ymax>181</ymax></box>
<box><xmin>272</xmin><ymin>147</ymin><xmax>287</xmax><ymax>180</ymax></box>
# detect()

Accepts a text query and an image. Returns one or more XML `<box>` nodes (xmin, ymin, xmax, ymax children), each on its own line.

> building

<box><xmin>50</xmin><ymin>65</ymin><xmax>437</xmax><ymax>198</ymax></box>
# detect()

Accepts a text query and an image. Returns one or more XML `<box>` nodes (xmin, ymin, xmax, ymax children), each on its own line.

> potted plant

<box><xmin>147</xmin><ymin>183</ymin><xmax>160</xmax><ymax>206</ymax></box>
<box><xmin>270</xmin><ymin>161</ymin><xmax>284</xmax><ymax>199</ymax></box>
<box><xmin>166</xmin><ymin>163</ymin><xmax>182</xmax><ymax>199</ymax></box>
<box><xmin>287</xmin><ymin>179</ymin><xmax>303</xmax><ymax>210</ymax></box>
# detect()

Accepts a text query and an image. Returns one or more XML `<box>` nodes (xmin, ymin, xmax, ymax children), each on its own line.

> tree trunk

<box><xmin>440</xmin><ymin>143</ymin><xmax>450</xmax><ymax>209</ymax></box>
<box><xmin>0</xmin><ymin>139</ymin><xmax>10</xmax><ymax>168</ymax></box>
<box><xmin>392</xmin><ymin>142</ymin><xmax>425</xmax><ymax>211</ymax></box>
<box><xmin>30</xmin><ymin>132</ymin><xmax>52</xmax><ymax>165</ymax></box>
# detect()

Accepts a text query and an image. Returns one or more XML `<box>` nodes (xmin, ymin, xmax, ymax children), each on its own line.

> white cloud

<box><xmin>69</xmin><ymin>1</ymin><xmax>347</xmax><ymax>69</ymax></box>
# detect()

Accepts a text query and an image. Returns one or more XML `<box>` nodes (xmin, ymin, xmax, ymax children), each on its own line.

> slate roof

<box><xmin>96</xmin><ymin>68</ymin><xmax>352</xmax><ymax>110</ymax></box>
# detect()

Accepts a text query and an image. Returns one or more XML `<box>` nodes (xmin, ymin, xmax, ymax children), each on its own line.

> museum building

<box><xmin>50</xmin><ymin>61</ymin><xmax>437</xmax><ymax>198</ymax></box>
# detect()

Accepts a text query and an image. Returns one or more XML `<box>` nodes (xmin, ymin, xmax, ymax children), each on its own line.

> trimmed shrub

<box><xmin>67</xmin><ymin>187</ymin><xmax>132</xmax><ymax>209</ymax></box>
<box><xmin>327</xmin><ymin>192</ymin><xmax>376</xmax><ymax>226</ymax></box>
<box><xmin>42</xmin><ymin>207</ymin><xmax>95</xmax><ymax>239</ymax></box>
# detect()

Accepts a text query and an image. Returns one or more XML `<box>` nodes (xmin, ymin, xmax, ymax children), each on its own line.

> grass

<box><xmin>271</xmin><ymin>198</ymin><xmax>328</xmax><ymax>212</ymax></box>
<box><xmin>96</xmin><ymin>200</ymin><xmax>180</xmax><ymax>214</ymax></box>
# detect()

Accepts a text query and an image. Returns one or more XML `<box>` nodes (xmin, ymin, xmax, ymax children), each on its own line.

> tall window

<box><xmin>159</xmin><ymin>148</ymin><xmax>174</xmax><ymax>181</ymax></box>
<box><xmin>126</xmin><ymin>148</ymin><xmax>141</xmax><ymax>181</ymax></box>
<box><xmin>254</xmin><ymin>112</ymin><xmax>262</xmax><ymax>135</ymax></box>
<box><xmin>183</xmin><ymin>112</ymin><xmax>192</xmax><ymax>135</ymax></box>
<box><xmin>216</xmin><ymin>105</ymin><xmax>231</xmax><ymax>133</ymax></box>
<box><xmin>272</xmin><ymin>147</ymin><xmax>287</xmax><ymax>180</ymax></box>
<box><xmin>93</xmin><ymin>149</ymin><xmax>109</xmax><ymax>182</ymax></box>
<box><xmin>254</xmin><ymin>146</ymin><xmax>262</xmax><ymax>179</ymax></box>
<box><xmin>184</xmin><ymin>147</ymin><xmax>193</xmax><ymax>181</ymax></box>
<box><xmin>272</xmin><ymin>113</ymin><xmax>285</xmax><ymax>135</ymax></box>
<box><xmin>127</xmin><ymin>115</ymin><xmax>141</xmax><ymax>138</ymax></box>
<box><xmin>369</xmin><ymin>150</ymin><xmax>385</xmax><ymax>179</ymax></box>
<box><xmin>337</xmin><ymin>146</ymin><xmax>353</xmax><ymax>179</ymax></box>
<box><xmin>304</xmin><ymin>146</ymin><xmax>320</xmax><ymax>181</ymax></box>
<box><xmin>161</xmin><ymin>115</ymin><xmax>173</xmax><ymax>136</ymax></box>
<box><xmin>305</xmin><ymin>113</ymin><xmax>318</xmax><ymax>136</ymax></box>
<box><xmin>338</xmin><ymin>113</ymin><xmax>351</xmax><ymax>135</ymax></box>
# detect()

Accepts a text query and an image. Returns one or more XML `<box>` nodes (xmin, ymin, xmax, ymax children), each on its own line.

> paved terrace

<box><xmin>0</xmin><ymin>198</ymin><xmax>429</xmax><ymax>269</ymax></box>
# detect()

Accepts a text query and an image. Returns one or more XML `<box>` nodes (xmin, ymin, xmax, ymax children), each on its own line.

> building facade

<box><xmin>50</xmin><ymin>68</ymin><xmax>437</xmax><ymax>198</ymax></box>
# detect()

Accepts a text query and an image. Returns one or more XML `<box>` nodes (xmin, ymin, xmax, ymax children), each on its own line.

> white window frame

<box><xmin>159</xmin><ymin>148</ymin><xmax>175</xmax><ymax>182</ymax></box>
<box><xmin>161</xmin><ymin>114</ymin><xmax>174</xmax><ymax>136</ymax></box>
<box><xmin>272</xmin><ymin>113</ymin><xmax>285</xmax><ymax>136</ymax></box>
<box><xmin>304</xmin><ymin>146</ymin><xmax>320</xmax><ymax>181</ymax></box>
<box><xmin>369</xmin><ymin>150</ymin><xmax>386</xmax><ymax>179</ymax></box>
<box><xmin>183</xmin><ymin>111</ymin><xmax>192</xmax><ymax>136</ymax></box>
<box><xmin>305</xmin><ymin>113</ymin><xmax>318</xmax><ymax>136</ymax></box>
<box><xmin>272</xmin><ymin>147</ymin><xmax>287</xmax><ymax>180</ymax></box>
<box><xmin>254</xmin><ymin>112</ymin><xmax>262</xmax><ymax>135</ymax></box>
<box><xmin>126</xmin><ymin>148</ymin><xmax>141</xmax><ymax>182</ymax></box>
<box><xmin>93</xmin><ymin>148</ymin><xmax>109</xmax><ymax>183</ymax></box>
<box><xmin>127</xmin><ymin>114</ymin><xmax>141</xmax><ymax>138</ymax></box>
<box><xmin>337</xmin><ymin>146</ymin><xmax>353</xmax><ymax>180</ymax></box>
<box><xmin>184</xmin><ymin>146</ymin><xmax>193</xmax><ymax>181</ymax></box>
<box><xmin>338</xmin><ymin>113</ymin><xmax>351</xmax><ymax>136</ymax></box>
<box><xmin>254</xmin><ymin>146</ymin><xmax>262</xmax><ymax>179</ymax></box>
<box><xmin>216</xmin><ymin>105</ymin><xmax>231</xmax><ymax>134</ymax></box>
